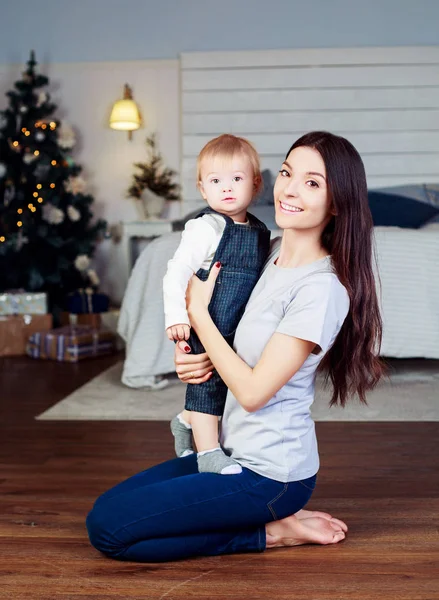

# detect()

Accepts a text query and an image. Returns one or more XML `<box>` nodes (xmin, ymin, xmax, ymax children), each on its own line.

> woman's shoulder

<box><xmin>299</xmin><ymin>267</ymin><xmax>350</xmax><ymax>318</ymax></box>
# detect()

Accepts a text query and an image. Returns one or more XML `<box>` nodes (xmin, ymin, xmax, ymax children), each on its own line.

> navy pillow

<box><xmin>368</xmin><ymin>191</ymin><xmax>439</xmax><ymax>229</ymax></box>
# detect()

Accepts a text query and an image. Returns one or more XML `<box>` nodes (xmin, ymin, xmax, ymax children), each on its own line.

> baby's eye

<box><xmin>233</xmin><ymin>176</ymin><xmax>242</xmax><ymax>182</ymax></box>
<box><xmin>279</xmin><ymin>169</ymin><xmax>289</xmax><ymax>177</ymax></box>
<box><xmin>306</xmin><ymin>180</ymin><xmax>319</xmax><ymax>188</ymax></box>
<box><xmin>211</xmin><ymin>178</ymin><xmax>220</xmax><ymax>184</ymax></box>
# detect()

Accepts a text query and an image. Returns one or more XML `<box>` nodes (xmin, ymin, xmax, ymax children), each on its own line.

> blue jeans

<box><xmin>86</xmin><ymin>454</ymin><xmax>317</xmax><ymax>562</ymax></box>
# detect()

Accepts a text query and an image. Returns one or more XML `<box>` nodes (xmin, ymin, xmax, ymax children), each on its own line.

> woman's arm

<box><xmin>187</xmin><ymin>264</ymin><xmax>315</xmax><ymax>413</ymax></box>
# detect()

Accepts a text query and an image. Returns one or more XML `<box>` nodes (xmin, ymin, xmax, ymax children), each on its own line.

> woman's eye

<box><xmin>233</xmin><ymin>176</ymin><xmax>242</xmax><ymax>182</ymax></box>
<box><xmin>279</xmin><ymin>169</ymin><xmax>289</xmax><ymax>177</ymax></box>
<box><xmin>306</xmin><ymin>180</ymin><xmax>319</xmax><ymax>188</ymax></box>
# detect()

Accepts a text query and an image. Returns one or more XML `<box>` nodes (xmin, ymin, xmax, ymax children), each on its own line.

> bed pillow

<box><xmin>423</xmin><ymin>186</ymin><xmax>439</xmax><ymax>224</ymax></box>
<box><xmin>253</xmin><ymin>169</ymin><xmax>275</xmax><ymax>205</ymax></box>
<box><xmin>368</xmin><ymin>190</ymin><xmax>439</xmax><ymax>228</ymax></box>
<box><xmin>248</xmin><ymin>204</ymin><xmax>278</xmax><ymax>231</ymax></box>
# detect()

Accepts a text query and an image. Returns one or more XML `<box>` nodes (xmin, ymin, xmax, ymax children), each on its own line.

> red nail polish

<box><xmin>215</xmin><ymin>261</ymin><xmax>221</xmax><ymax>268</ymax></box>
<box><xmin>184</xmin><ymin>345</ymin><xmax>190</xmax><ymax>352</ymax></box>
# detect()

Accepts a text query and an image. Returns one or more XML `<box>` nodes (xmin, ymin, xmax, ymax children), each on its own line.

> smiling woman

<box><xmin>87</xmin><ymin>131</ymin><xmax>384</xmax><ymax>563</ymax></box>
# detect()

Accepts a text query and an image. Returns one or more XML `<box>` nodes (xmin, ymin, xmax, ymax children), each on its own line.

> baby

<box><xmin>163</xmin><ymin>134</ymin><xmax>271</xmax><ymax>475</ymax></box>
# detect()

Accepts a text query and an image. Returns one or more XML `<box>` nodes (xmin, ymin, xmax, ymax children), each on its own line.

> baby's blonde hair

<box><xmin>197</xmin><ymin>134</ymin><xmax>262</xmax><ymax>195</ymax></box>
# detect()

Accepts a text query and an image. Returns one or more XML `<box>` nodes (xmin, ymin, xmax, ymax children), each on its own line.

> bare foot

<box><xmin>295</xmin><ymin>509</ymin><xmax>348</xmax><ymax>532</ymax></box>
<box><xmin>266</xmin><ymin>514</ymin><xmax>346</xmax><ymax>549</ymax></box>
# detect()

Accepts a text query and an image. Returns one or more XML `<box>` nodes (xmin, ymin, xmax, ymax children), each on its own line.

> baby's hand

<box><xmin>166</xmin><ymin>324</ymin><xmax>191</xmax><ymax>341</ymax></box>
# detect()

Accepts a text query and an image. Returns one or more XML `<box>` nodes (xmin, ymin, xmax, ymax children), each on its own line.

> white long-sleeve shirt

<box><xmin>163</xmin><ymin>213</ymin><xmax>248</xmax><ymax>330</ymax></box>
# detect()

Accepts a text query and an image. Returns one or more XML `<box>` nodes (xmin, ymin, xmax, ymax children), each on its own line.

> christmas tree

<box><xmin>0</xmin><ymin>51</ymin><xmax>106</xmax><ymax>315</ymax></box>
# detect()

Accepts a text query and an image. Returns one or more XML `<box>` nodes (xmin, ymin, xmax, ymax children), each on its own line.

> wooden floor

<box><xmin>1</xmin><ymin>354</ymin><xmax>438</xmax><ymax>600</ymax></box>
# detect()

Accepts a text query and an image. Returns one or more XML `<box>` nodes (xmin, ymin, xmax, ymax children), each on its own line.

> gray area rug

<box><xmin>37</xmin><ymin>359</ymin><xmax>439</xmax><ymax>421</ymax></box>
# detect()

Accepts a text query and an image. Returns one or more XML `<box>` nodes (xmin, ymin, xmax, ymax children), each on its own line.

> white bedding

<box><xmin>373</xmin><ymin>225</ymin><xmax>439</xmax><ymax>359</ymax></box>
<box><xmin>118</xmin><ymin>226</ymin><xmax>439</xmax><ymax>388</ymax></box>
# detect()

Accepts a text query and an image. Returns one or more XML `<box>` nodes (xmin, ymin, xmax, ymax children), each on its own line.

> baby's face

<box><xmin>198</xmin><ymin>153</ymin><xmax>256</xmax><ymax>223</ymax></box>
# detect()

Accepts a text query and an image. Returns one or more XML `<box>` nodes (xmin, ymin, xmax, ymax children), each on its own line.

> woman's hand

<box><xmin>186</xmin><ymin>261</ymin><xmax>221</xmax><ymax>327</ymax></box>
<box><xmin>174</xmin><ymin>340</ymin><xmax>214</xmax><ymax>384</ymax></box>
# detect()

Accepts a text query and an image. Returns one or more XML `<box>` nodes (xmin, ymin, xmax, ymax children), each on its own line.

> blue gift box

<box><xmin>67</xmin><ymin>288</ymin><xmax>109</xmax><ymax>314</ymax></box>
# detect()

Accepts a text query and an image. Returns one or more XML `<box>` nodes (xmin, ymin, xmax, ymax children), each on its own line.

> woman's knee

<box><xmin>86</xmin><ymin>507</ymin><xmax>127</xmax><ymax>559</ymax></box>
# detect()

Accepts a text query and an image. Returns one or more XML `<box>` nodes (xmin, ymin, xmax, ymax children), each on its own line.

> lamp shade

<box><xmin>109</xmin><ymin>99</ymin><xmax>141</xmax><ymax>131</ymax></box>
<box><xmin>109</xmin><ymin>84</ymin><xmax>141</xmax><ymax>132</ymax></box>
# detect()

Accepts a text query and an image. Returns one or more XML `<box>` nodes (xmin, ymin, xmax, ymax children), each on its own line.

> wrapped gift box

<box><xmin>0</xmin><ymin>291</ymin><xmax>48</xmax><ymax>316</ymax></box>
<box><xmin>67</xmin><ymin>289</ymin><xmax>109</xmax><ymax>314</ymax></box>
<box><xmin>26</xmin><ymin>325</ymin><xmax>116</xmax><ymax>362</ymax></box>
<box><xmin>0</xmin><ymin>314</ymin><xmax>53</xmax><ymax>356</ymax></box>
<box><xmin>59</xmin><ymin>312</ymin><xmax>101</xmax><ymax>328</ymax></box>
<box><xmin>60</xmin><ymin>310</ymin><xmax>124</xmax><ymax>349</ymax></box>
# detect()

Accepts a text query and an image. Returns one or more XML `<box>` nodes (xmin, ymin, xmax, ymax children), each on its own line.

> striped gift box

<box><xmin>26</xmin><ymin>325</ymin><xmax>115</xmax><ymax>362</ymax></box>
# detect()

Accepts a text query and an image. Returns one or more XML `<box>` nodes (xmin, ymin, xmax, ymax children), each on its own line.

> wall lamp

<box><xmin>109</xmin><ymin>84</ymin><xmax>141</xmax><ymax>140</ymax></box>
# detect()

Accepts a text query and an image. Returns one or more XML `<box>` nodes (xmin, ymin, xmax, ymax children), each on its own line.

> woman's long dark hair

<box><xmin>288</xmin><ymin>131</ymin><xmax>385</xmax><ymax>407</ymax></box>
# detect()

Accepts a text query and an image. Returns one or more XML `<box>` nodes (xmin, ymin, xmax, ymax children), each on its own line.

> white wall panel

<box><xmin>183</xmin><ymin>66</ymin><xmax>439</xmax><ymax>91</ymax></box>
<box><xmin>181</xmin><ymin>46</ymin><xmax>439</xmax><ymax>212</ymax></box>
<box><xmin>181</xmin><ymin>47</ymin><xmax>439</xmax><ymax>69</ymax></box>
<box><xmin>183</xmin><ymin>110</ymin><xmax>439</xmax><ymax>135</ymax></box>
<box><xmin>182</xmin><ymin>88</ymin><xmax>439</xmax><ymax>113</ymax></box>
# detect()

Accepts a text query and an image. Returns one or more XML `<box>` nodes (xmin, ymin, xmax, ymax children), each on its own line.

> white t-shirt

<box><xmin>220</xmin><ymin>237</ymin><xmax>350</xmax><ymax>482</ymax></box>
<box><xmin>163</xmin><ymin>213</ymin><xmax>248</xmax><ymax>330</ymax></box>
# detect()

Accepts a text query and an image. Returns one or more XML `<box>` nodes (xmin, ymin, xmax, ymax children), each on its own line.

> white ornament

<box><xmin>74</xmin><ymin>254</ymin><xmax>90</xmax><ymax>271</ymax></box>
<box><xmin>0</xmin><ymin>162</ymin><xmax>6</xmax><ymax>178</ymax></box>
<box><xmin>19</xmin><ymin>105</ymin><xmax>28</xmax><ymax>114</ymax></box>
<box><xmin>42</xmin><ymin>203</ymin><xmax>65</xmax><ymax>225</ymax></box>
<box><xmin>67</xmin><ymin>205</ymin><xmax>81</xmax><ymax>222</ymax></box>
<box><xmin>35</xmin><ymin>131</ymin><xmax>45</xmax><ymax>142</ymax></box>
<box><xmin>23</xmin><ymin>153</ymin><xmax>37</xmax><ymax>165</ymax></box>
<box><xmin>57</xmin><ymin>122</ymin><xmax>76</xmax><ymax>150</ymax></box>
<box><xmin>87</xmin><ymin>269</ymin><xmax>100</xmax><ymax>287</ymax></box>
<box><xmin>64</xmin><ymin>175</ymin><xmax>86</xmax><ymax>195</ymax></box>
<box><xmin>36</xmin><ymin>91</ymin><xmax>47</xmax><ymax>108</ymax></box>
<box><xmin>16</xmin><ymin>231</ymin><xmax>29</xmax><ymax>250</ymax></box>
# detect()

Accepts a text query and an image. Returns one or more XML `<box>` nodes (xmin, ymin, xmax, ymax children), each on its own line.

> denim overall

<box><xmin>185</xmin><ymin>207</ymin><xmax>271</xmax><ymax>415</ymax></box>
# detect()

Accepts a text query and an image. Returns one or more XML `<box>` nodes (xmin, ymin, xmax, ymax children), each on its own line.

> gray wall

<box><xmin>2</xmin><ymin>0</ymin><xmax>438</xmax><ymax>64</ymax></box>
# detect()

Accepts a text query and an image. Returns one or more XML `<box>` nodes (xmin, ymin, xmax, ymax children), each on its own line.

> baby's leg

<box><xmin>191</xmin><ymin>412</ymin><xmax>242</xmax><ymax>475</ymax></box>
<box><xmin>170</xmin><ymin>410</ymin><xmax>194</xmax><ymax>457</ymax></box>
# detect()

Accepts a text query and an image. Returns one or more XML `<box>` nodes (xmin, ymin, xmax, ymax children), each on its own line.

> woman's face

<box><xmin>273</xmin><ymin>145</ymin><xmax>332</xmax><ymax>232</ymax></box>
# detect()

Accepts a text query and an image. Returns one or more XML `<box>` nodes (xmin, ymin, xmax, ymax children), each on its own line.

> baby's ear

<box><xmin>254</xmin><ymin>174</ymin><xmax>262</xmax><ymax>194</ymax></box>
<box><xmin>198</xmin><ymin>180</ymin><xmax>207</xmax><ymax>200</ymax></box>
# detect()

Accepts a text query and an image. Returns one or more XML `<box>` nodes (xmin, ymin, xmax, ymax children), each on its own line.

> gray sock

<box><xmin>170</xmin><ymin>414</ymin><xmax>194</xmax><ymax>458</ymax></box>
<box><xmin>197</xmin><ymin>448</ymin><xmax>242</xmax><ymax>475</ymax></box>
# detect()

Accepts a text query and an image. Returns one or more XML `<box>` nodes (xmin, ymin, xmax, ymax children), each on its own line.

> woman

<box><xmin>86</xmin><ymin>131</ymin><xmax>384</xmax><ymax>561</ymax></box>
